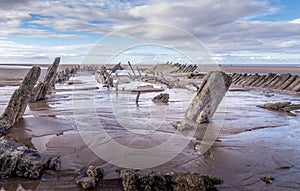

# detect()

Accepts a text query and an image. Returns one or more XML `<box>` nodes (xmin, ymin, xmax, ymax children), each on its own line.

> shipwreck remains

<box><xmin>95</xmin><ymin>65</ymin><xmax>113</xmax><ymax>88</ymax></box>
<box><xmin>55</xmin><ymin>65</ymin><xmax>79</xmax><ymax>83</ymax></box>
<box><xmin>228</xmin><ymin>73</ymin><xmax>300</xmax><ymax>92</ymax></box>
<box><xmin>185</xmin><ymin>71</ymin><xmax>232</xmax><ymax>124</ymax></box>
<box><xmin>120</xmin><ymin>169</ymin><xmax>223</xmax><ymax>191</ymax></box>
<box><xmin>0</xmin><ymin>66</ymin><xmax>41</xmax><ymax>133</ymax></box>
<box><xmin>95</xmin><ymin>63</ymin><xmax>123</xmax><ymax>88</ymax></box>
<box><xmin>0</xmin><ymin>136</ymin><xmax>60</xmax><ymax>179</ymax></box>
<box><xmin>31</xmin><ymin>57</ymin><xmax>60</xmax><ymax>102</ymax></box>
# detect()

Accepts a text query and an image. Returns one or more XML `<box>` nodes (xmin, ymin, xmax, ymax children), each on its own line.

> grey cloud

<box><xmin>129</xmin><ymin>0</ymin><xmax>268</xmax><ymax>27</ymax></box>
<box><xmin>0</xmin><ymin>0</ymin><xmax>33</xmax><ymax>9</ymax></box>
<box><xmin>115</xmin><ymin>0</ymin><xmax>300</xmax><ymax>55</ymax></box>
<box><xmin>0</xmin><ymin>28</ymin><xmax>86</xmax><ymax>38</ymax></box>
<box><xmin>199</xmin><ymin>21</ymin><xmax>300</xmax><ymax>53</ymax></box>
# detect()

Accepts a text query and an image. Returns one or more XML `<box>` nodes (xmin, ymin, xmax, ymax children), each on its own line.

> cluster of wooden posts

<box><xmin>0</xmin><ymin>57</ymin><xmax>78</xmax><ymax>132</ymax></box>
<box><xmin>0</xmin><ymin>57</ymin><xmax>80</xmax><ymax>180</ymax></box>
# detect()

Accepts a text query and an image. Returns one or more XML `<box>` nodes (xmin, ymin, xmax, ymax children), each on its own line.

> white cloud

<box><xmin>0</xmin><ymin>28</ymin><xmax>86</xmax><ymax>39</ymax></box>
<box><xmin>1</xmin><ymin>0</ymin><xmax>300</xmax><ymax>64</ymax></box>
<box><xmin>0</xmin><ymin>10</ymin><xmax>31</xmax><ymax>27</ymax></box>
<box><xmin>0</xmin><ymin>38</ymin><xmax>94</xmax><ymax>64</ymax></box>
<box><xmin>290</xmin><ymin>18</ymin><xmax>300</xmax><ymax>24</ymax></box>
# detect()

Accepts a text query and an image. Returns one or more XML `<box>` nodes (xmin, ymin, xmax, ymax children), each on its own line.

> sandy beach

<box><xmin>0</xmin><ymin>64</ymin><xmax>299</xmax><ymax>190</ymax></box>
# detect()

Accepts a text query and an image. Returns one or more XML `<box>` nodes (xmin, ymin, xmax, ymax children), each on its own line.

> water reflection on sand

<box><xmin>0</xmin><ymin>73</ymin><xmax>299</xmax><ymax>191</ymax></box>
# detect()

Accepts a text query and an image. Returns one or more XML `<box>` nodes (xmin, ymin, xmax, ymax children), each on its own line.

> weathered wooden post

<box><xmin>185</xmin><ymin>71</ymin><xmax>232</xmax><ymax>124</ymax></box>
<box><xmin>109</xmin><ymin>62</ymin><xmax>122</xmax><ymax>75</ymax></box>
<box><xmin>31</xmin><ymin>57</ymin><xmax>60</xmax><ymax>102</ymax></box>
<box><xmin>137</xmin><ymin>66</ymin><xmax>142</xmax><ymax>77</ymax></box>
<box><xmin>0</xmin><ymin>66</ymin><xmax>41</xmax><ymax>132</ymax></box>
<box><xmin>97</xmin><ymin>65</ymin><xmax>114</xmax><ymax>88</ymax></box>
<box><xmin>135</xmin><ymin>91</ymin><xmax>141</xmax><ymax>105</ymax></box>
<box><xmin>128</xmin><ymin>61</ymin><xmax>136</xmax><ymax>76</ymax></box>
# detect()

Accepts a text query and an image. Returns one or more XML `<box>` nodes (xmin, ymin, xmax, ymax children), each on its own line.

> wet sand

<box><xmin>0</xmin><ymin>65</ymin><xmax>300</xmax><ymax>190</ymax></box>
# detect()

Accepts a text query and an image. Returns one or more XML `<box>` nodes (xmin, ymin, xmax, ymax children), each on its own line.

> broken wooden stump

<box><xmin>185</xmin><ymin>71</ymin><xmax>232</xmax><ymax>124</ymax></box>
<box><xmin>120</xmin><ymin>169</ymin><xmax>223</xmax><ymax>191</ymax></box>
<box><xmin>0</xmin><ymin>66</ymin><xmax>41</xmax><ymax>133</ymax></box>
<box><xmin>31</xmin><ymin>57</ymin><xmax>60</xmax><ymax>102</ymax></box>
<box><xmin>0</xmin><ymin>136</ymin><xmax>60</xmax><ymax>179</ymax></box>
<box><xmin>135</xmin><ymin>91</ymin><xmax>141</xmax><ymax>105</ymax></box>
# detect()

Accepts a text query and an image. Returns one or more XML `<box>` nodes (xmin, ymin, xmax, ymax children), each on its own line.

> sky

<box><xmin>1</xmin><ymin>0</ymin><xmax>300</xmax><ymax>65</ymax></box>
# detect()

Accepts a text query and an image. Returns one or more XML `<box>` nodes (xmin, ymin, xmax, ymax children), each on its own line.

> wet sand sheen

<box><xmin>0</xmin><ymin>66</ymin><xmax>299</xmax><ymax>190</ymax></box>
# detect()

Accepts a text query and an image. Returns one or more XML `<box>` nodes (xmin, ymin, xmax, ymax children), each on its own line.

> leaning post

<box><xmin>185</xmin><ymin>71</ymin><xmax>232</xmax><ymax>124</ymax></box>
<box><xmin>0</xmin><ymin>66</ymin><xmax>41</xmax><ymax>133</ymax></box>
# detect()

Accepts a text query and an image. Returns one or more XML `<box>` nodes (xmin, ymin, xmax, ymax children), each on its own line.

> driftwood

<box><xmin>0</xmin><ymin>136</ymin><xmax>60</xmax><ymax>179</ymax></box>
<box><xmin>31</xmin><ymin>57</ymin><xmax>60</xmax><ymax>102</ymax></box>
<box><xmin>185</xmin><ymin>71</ymin><xmax>232</xmax><ymax>123</ymax></box>
<box><xmin>120</xmin><ymin>169</ymin><xmax>223</xmax><ymax>191</ymax></box>
<box><xmin>0</xmin><ymin>66</ymin><xmax>41</xmax><ymax>133</ymax></box>
<box><xmin>258</xmin><ymin>102</ymin><xmax>300</xmax><ymax>112</ymax></box>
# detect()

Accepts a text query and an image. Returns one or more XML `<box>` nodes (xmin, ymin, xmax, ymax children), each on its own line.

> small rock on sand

<box><xmin>120</xmin><ymin>169</ymin><xmax>223</xmax><ymax>191</ymax></box>
<box><xmin>152</xmin><ymin>93</ymin><xmax>169</xmax><ymax>103</ymax></box>
<box><xmin>76</xmin><ymin>165</ymin><xmax>104</xmax><ymax>189</ymax></box>
<box><xmin>260</xmin><ymin>175</ymin><xmax>274</xmax><ymax>184</ymax></box>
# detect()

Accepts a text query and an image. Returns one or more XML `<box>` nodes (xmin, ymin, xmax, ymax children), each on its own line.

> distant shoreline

<box><xmin>1</xmin><ymin>63</ymin><xmax>299</xmax><ymax>75</ymax></box>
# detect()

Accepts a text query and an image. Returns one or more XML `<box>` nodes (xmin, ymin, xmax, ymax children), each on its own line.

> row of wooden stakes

<box><xmin>229</xmin><ymin>73</ymin><xmax>300</xmax><ymax>92</ymax></box>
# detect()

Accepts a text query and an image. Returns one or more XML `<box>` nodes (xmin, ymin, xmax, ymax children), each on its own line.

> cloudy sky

<box><xmin>1</xmin><ymin>0</ymin><xmax>300</xmax><ymax>65</ymax></box>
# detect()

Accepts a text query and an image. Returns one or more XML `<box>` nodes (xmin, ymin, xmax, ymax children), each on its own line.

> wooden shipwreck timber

<box><xmin>227</xmin><ymin>72</ymin><xmax>300</xmax><ymax>93</ymax></box>
<box><xmin>0</xmin><ymin>58</ymin><xmax>79</xmax><ymax>180</ymax></box>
